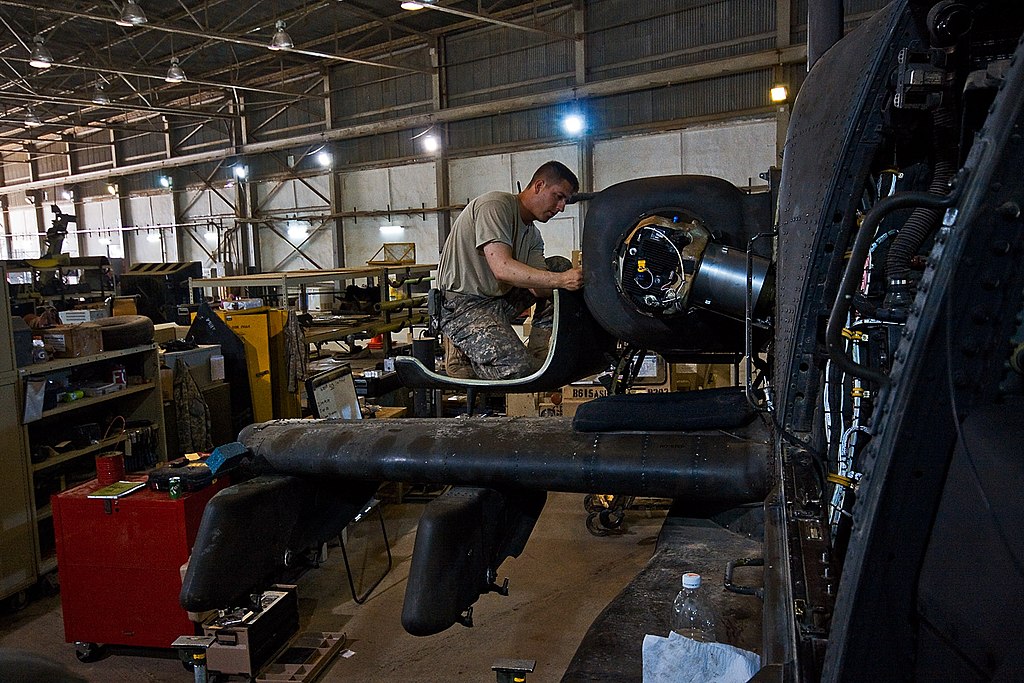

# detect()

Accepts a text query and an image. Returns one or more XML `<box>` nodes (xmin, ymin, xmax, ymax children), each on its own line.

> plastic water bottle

<box><xmin>671</xmin><ymin>572</ymin><xmax>718</xmax><ymax>642</ymax></box>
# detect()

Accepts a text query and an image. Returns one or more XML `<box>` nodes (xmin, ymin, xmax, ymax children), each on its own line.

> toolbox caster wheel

<box><xmin>3</xmin><ymin>590</ymin><xmax>28</xmax><ymax>613</ymax></box>
<box><xmin>75</xmin><ymin>641</ymin><xmax>102</xmax><ymax>663</ymax></box>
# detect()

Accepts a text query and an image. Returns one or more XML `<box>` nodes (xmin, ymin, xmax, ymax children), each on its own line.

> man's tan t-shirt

<box><xmin>437</xmin><ymin>191</ymin><xmax>546</xmax><ymax>298</ymax></box>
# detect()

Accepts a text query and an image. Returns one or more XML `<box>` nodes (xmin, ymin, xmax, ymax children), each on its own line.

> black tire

<box><xmin>582</xmin><ymin>175</ymin><xmax>755</xmax><ymax>354</ymax></box>
<box><xmin>75</xmin><ymin>642</ymin><xmax>103</xmax><ymax>663</ymax></box>
<box><xmin>94</xmin><ymin>315</ymin><xmax>154</xmax><ymax>349</ymax></box>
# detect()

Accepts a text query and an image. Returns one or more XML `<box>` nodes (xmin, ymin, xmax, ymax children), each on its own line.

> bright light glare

<box><xmin>204</xmin><ymin>230</ymin><xmax>218</xmax><ymax>241</ymax></box>
<box><xmin>770</xmin><ymin>85</ymin><xmax>789</xmax><ymax>103</ymax></box>
<box><xmin>61</xmin><ymin>190</ymin><xmax>73</xmax><ymax>201</ymax></box>
<box><xmin>421</xmin><ymin>134</ymin><xmax>440</xmax><ymax>153</ymax></box>
<box><xmin>233</xmin><ymin>165</ymin><xmax>248</xmax><ymax>180</ymax></box>
<box><xmin>400</xmin><ymin>2</ymin><xmax>424</xmax><ymax>9</ymax></box>
<box><xmin>379</xmin><ymin>224</ymin><xmax>405</xmax><ymax>235</ymax></box>
<box><xmin>316</xmin><ymin>151</ymin><xmax>333</xmax><ymax>167</ymax></box>
<box><xmin>158</xmin><ymin>175</ymin><xmax>172</xmax><ymax>188</ymax></box>
<box><xmin>287</xmin><ymin>222</ymin><xmax>308</xmax><ymax>240</ymax></box>
<box><xmin>562</xmin><ymin>114</ymin><xmax>585</xmax><ymax>135</ymax></box>
<box><xmin>146</xmin><ymin>233</ymin><xmax>161</xmax><ymax>243</ymax></box>
<box><xmin>98</xmin><ymin>236</ymin><xmax>112</xmax><ymax>245</ymax></box>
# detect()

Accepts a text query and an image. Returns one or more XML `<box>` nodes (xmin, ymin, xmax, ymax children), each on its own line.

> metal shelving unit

<box><xmin>15</xmin><ymin>343</ymin><xmax>167</xmax><ymax>577</ymax></box>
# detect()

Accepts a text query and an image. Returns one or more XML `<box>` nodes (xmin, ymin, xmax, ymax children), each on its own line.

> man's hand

<box><xmin>557</xmin><ymin>266</ymin><xmax>584</xmax><ymax>291</ymax></box>
<box><xmin>484</xmin><ymin>242</ymin><xmax>585</xmax><ymax>291</ymax></box>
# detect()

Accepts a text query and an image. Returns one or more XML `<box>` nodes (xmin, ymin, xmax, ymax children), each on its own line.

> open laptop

<box><xmin>305</xmin><ymin>362</ymin><xmax>362</xmax><ymax>419</ymax></box>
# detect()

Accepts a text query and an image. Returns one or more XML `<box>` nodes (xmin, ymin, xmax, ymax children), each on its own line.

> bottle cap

<box><xmin>682</xmin><ymin>572</ymin><xmax>701</xmax><ymax>589</ymax></box>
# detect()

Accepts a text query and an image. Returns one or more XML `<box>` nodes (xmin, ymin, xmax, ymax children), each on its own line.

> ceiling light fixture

<box><xmin>561</xmin><ymin>113</ymin><xmax>586</xmax><ymax>136</ymax></box>
<box><xmin>770</xmin><ymin>84</ymin><xmax>789</xmax><ymax>103</ymax></box>
<box><xmin>400</xmin><ymin>2</ymin><xmax>425</xmax><ymax>9</ymax></box>
<box><xmin>116</xmin><ymin>0</ymin><xmax>148</xmax><ymax>27</ymax></box>
<box><xmin>204</xmin><ymin>229</ymin><xmax>218</xmax><ymax>241</ymax></box>
<box><xmin>29</xmin><ymin>35</ymin><xmax>53</xmax><ymax>69</ymax></box>
<box><xmin>24</xmin><ymin>108</ymin><xmax>42</xmax><ymax>128</ymax></box>
<box><xmin>165</xmin><ymin>57</ymin><xmax>186</xmax><ymax>83</ymax></box>
<box><xmin>421</xmin><ymin>134</ymin><xmax>440</xmax><ymax>153</ymax></box>
<box><xmin>233</xmin><ymin>164</ymin><xmax>249</xmax><ymax>180</ymax></box>
<box><xmin>106</xmin><ymin>181</ymin><xmax>118</xmax><ymax>195</ymax></box>
<box><xmin>316</xmin><ymin>150</ymin><xmax>333</xmax><ymax>167</ymax></box>
<box><xmin>92</xmin><ymin>82</ymin><xmax>110</xmax><ymax>106</ymax></box>
<box><xmin>146</xmin><ymin>232</ymin><xmax>161</xmax><ymax>243</ymax></box>
<box><xmin>269</xmin><ymin>20</ymin><xmax>294</xmax><ymax>51</ymax></box>
<box><xmin>158</xmin><ymin>175</ymin><xmax>172</xmax><ymax>188</ymax></box>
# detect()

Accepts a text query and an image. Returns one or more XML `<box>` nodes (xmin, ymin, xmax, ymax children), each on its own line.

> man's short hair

<box><xmin>529</xmin><ymin>161</ymin><xmax>580</xmax><ymax>194</ymax></box>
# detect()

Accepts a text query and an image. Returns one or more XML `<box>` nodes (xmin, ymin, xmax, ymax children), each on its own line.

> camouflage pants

<box><xmin>439</xmin><ymin>288</ymin><xmax>554</xmax><ymax>380</ymax></box>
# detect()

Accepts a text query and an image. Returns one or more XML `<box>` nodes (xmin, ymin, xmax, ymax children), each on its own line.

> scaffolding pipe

<box><xmin>375</xmin><ymin>295</ymin><xmax>427</xmax><ymax>313</ymax></box>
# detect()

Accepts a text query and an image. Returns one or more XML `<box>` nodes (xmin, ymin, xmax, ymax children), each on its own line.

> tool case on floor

<box><xmin>148</xmin><ymin>458</ymin><xmax>214</xmax><ymax>491</ymax></box>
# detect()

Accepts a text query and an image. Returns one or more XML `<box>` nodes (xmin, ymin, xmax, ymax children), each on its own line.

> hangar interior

<box><xmin>6</xmin><ymin>0</ymin><xmax>1022</xmax><ymax>681</ymax></box>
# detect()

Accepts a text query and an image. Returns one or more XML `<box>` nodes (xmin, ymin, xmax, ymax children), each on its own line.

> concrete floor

<box><xmin>0</xmin><ymin>492</ymin><xmax>667</xmax><ymax>682</ymax></box>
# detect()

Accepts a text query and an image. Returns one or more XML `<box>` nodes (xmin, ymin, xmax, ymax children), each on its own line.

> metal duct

<box><xmin>808</xmin><ymin>0</ymin><xmax>845</xmax><ymax>70</ymax></box>
<box><xmin>241</xmin><ymin>417</ymin><xmax>772</xmax><ymax>507</ymax></box>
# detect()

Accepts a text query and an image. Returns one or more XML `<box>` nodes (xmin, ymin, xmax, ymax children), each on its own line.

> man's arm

<box><xmin>482</xmin><ymin>242</ymin><xmax>583</xmax><ymax>295</ymax></box>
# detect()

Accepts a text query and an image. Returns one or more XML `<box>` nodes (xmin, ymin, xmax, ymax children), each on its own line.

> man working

<box><xmin>437</xmin><ymin>161</ymin><xmax>584</xmax><ymax>380</ymax></box>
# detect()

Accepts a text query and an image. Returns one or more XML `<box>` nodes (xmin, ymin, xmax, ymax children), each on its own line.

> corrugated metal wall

<box><xmin>329</xmin><ymin>48</ymin><xmax>434</xmax><ymax>128</ymax></box>
<box><xmin>445</xmin><ymin>8</ymin><xmax>576</xmax><ymax>107</ymax></box>
<box><xmin>588</xmin><ymin>0</ymin><xmax>775</xmax><ymax>80</ymax></box>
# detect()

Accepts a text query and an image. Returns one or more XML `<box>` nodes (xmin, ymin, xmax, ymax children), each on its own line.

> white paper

<box><xmin>642</xmin><ymin>632</ymin><xmax>760</xmax><ymax>683</ymax></box>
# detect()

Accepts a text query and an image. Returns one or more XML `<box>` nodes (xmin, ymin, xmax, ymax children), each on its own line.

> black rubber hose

<box><xmin>885</xmin><ymin>107</ymin><xmax>958</xmax><ymax>284</ymax></box>
<box><xmin>827</xmin><ymin>190</ymin><xmax>959</xmax><ymax>388</ymax></box>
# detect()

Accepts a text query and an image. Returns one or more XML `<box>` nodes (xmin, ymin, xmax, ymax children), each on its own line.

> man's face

<box><xmin>528</xmin><ymin>178</ymin><xmax>575</xmax><ymax>223</ymax></box>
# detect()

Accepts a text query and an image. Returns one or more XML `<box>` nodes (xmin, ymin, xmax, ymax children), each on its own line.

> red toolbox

<box><xmin>53</xmin><ymin>475</ymin><xmax>227</xmax><ymax>651</ymax></box>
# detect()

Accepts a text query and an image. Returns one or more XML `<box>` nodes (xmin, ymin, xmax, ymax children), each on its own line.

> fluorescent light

<box><xmin>269</xmin><ymin>20</ymin><xmax>294</xmax><ymax>51</ymax></box>
<box><xmin>29</xmin><ymin>36</ymin><xmax>53</xmax><ymax>69</ymax></box>
<box><xmin>561</xmin><ymin>113</ymin><xmax>586</xmax><ymax>136</ymax></box>
<box><xmin>379</xmin><ymin>225</ymin><xmax>406</xmax><ymax>235</ymax></box>
<box><xmin>401</xmin><ymin>2</ymin><xmax>425</xmax><ymax>9</ymax></box>
<box><xmin>98</xmin><ymin>236</ymin><xmax>112</xmax><ymax>245</ymax></box>
<box><xmin>770</xmin><ymin>85</ymin><xmax>789</xmax><ymax>103</ymax></box>
<box><xmin>146</xmin><ymin>233</ymin><xmax>161</xmax><ymax>243</ymax></box>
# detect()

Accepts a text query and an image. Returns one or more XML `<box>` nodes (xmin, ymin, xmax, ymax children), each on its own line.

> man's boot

<box><xmin>443</xmin><ymin>335</ymin><xmax>475</xmax><ymax>378</ymax></box>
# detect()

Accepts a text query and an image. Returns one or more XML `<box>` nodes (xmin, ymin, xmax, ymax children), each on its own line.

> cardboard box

<box><xmin>58</xmin><ymin>309</ymin><xmax>109</xmax><ymax>324</ymax></box>
<box><xmin>505</xmin><ymin>391</ymin><xmax>563</xmax><ymax>417</ymax></box>
<box><xmin>42</xmin><ymin>323</ymin><xmax>103</xmax><ymax>358</ymax></box>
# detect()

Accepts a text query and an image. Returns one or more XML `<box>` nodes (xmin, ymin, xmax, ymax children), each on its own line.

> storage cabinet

<box><xmin>19</xmin><ymin>344</ymin><xmax>167</xmax><ymax>574</ymax></box>
<box><xmin>53</xmin><ymin>475</ymin><xmax>226</xmax><ymax>651</ymax></box>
